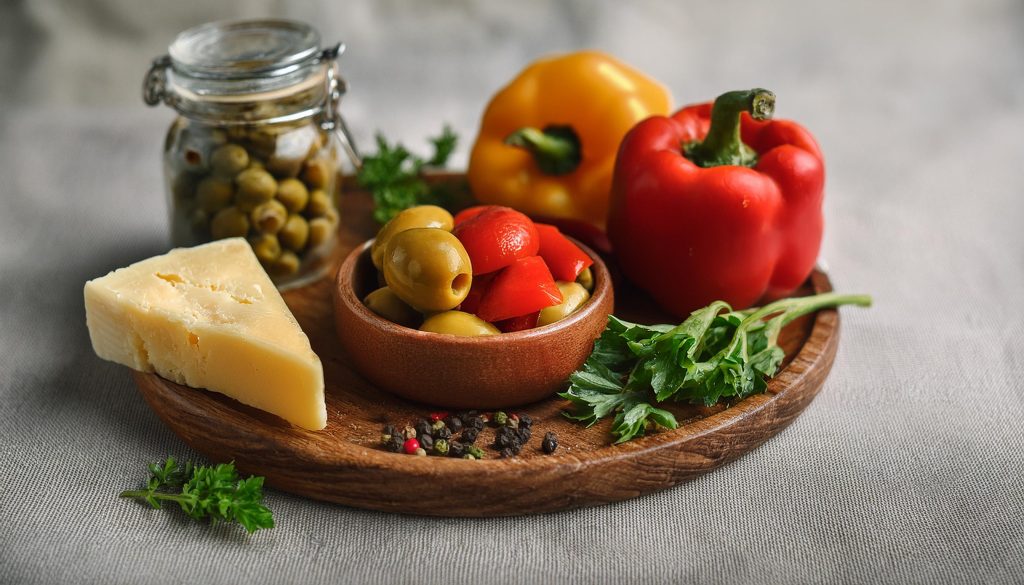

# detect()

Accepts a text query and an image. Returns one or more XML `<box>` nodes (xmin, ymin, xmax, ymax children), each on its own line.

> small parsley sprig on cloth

<box><xmin>560</xmin><ymin>292</ymin><xmax>871</xmax><ymax>443</ymax></box>
<box><xmin>357</xmin><ymin>125</ymin><xmax>463</xmax><ymax>224</ymax></box>
<box><xmin>120</xmin><ymin>457</ymin><xmax>274</xmax><ymax>533</ymax></box>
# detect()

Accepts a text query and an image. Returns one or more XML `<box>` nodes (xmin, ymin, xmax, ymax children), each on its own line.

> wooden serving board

<box><xmin>134</xmin><ymin>187</ymin><xmax>840</xmax><ymax>517</ymax></box>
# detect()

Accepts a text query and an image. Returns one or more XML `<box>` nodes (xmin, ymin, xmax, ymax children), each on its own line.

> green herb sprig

<box><xmin>357</xmin><ymin>125</ymin><xmax>463</xmax><ymax>224</ymax></box>
<box><xmin>560</xmin><ymin>292</ymin><xmax>871</xmax><ymax>443</ymax></box>
<box><xmin>120</xmin><ymin>457</ymin><xmax>274</xmax><ymax>534</ymax></box>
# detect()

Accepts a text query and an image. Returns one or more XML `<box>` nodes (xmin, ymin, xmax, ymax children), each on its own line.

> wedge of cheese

<box><xmin>84</xmin><ymin>238</ymin><xmax>326</xmax><ymax>430</ymax></box>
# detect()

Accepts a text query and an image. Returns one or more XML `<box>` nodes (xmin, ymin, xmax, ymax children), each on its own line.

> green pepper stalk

<box><xmin>504</xmin><ymin>125</ymin><xmax>582</xmax><ymax>175</ymax></box>
<box><xmin>684</xmin><ymin>88</ymin><xmax>776</xmax><ymax>168</ymax></box>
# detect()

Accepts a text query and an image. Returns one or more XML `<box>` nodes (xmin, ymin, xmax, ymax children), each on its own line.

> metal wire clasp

<box><xmin>143</xmin><ymin>55</ymin><xmax>172</xmax><ymax>107</ymax></box>
<box><xmin>318</xmin><ymin>43</ymin><xmax>362</xmax><ymax>170</ymax></box>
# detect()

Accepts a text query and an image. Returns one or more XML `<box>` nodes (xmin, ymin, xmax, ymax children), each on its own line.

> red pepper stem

<box><xmin>685</xmin><ymin>88</ymin><xmax>775</xmax><ymax>168</ymax></box>
<box><xmin>505</xmin><ymin>125</ymin><xmax>582</xmax><ymax>176</ymax></box>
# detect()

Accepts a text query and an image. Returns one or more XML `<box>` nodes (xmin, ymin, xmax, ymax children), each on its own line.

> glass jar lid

<box><xmin>166</xmin><ymin>19</ymin><xmax>325</xmax><ymax>97</ymax></box>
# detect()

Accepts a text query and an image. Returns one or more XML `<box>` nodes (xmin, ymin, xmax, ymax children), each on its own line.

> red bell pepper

<box><xmin>608</xmin><ymin>88</ymin><xmax>824</xmax><ymax>316</ymax></box>
<box><xmin>452</xmin><ymin>206</ymin><xmax>540</xmax><ymax>275</ymax></box>
<box><xmin>494</xmin><ymin>311</ymin><xmax>540</xmax><ymax>333</ymax></box>
<box><xmin>535</xmin><ymin>223</ymin><xmax>594</xmax><ymax>281</ymax></box>
<box><xmin>458</xmin><ymin>273</ymin><xmax>494</xmax><ymax>314</ymax></box>
<box><xmin>476</xmin><ymin>256</ymin><xmax>562</xmax><ymax>322</ymax></box>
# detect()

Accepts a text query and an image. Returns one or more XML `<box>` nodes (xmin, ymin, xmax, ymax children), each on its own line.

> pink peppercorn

<box><xmin>403</xmin><ymin>438</ymin><xmax>420</xmax><ymax>454</ymax></box>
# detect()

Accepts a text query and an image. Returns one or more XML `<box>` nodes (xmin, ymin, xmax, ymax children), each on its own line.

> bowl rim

<box><xmin>335</xmin><ymin>236</ymin><xmax>613</xmax><ymax>345</ymax></box>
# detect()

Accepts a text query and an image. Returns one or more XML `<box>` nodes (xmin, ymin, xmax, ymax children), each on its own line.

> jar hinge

<box><xmin>143</xmin><ymin>55</ymin><xmax>175</xmax><ymax>108</ymax></box>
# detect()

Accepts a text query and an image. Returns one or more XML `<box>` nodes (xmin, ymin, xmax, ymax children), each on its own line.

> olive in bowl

<box><xmin>332</xmin><ymin>238</ymin><xmax>613</xmax><ymax>409</ymax></box>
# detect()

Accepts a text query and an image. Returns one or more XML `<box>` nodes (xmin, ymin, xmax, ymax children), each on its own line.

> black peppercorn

<box><xmin>461</xmin><ymin>428</ymin><xmax>479</xmax><ymax>444</ymax></box>
<box><xmin>433</xmin><ymin>426</ymin><xmax>452</xmax><ymax>440</ymax></box>
<box><xmin>517</xmin><ymin>427</ymin><xmax>532</xmax><ymax>443</ymax></box>
<box><xmin>445</xmin><ymin>416</ymin><xmax>463</xmax><ymax>433</ymax></box>
<box><xmin>414</xmin><ymin>419</ymin><xmax>431</xmax><ymax>437</ymax></box>
<box><xmin>499</xmin><ymin>447</ymin><xmax>515</xmax><ymax>458</ymax></box>
<box><xmin>385</xmin><ymin>434</ymin><xmax>404</xmax><ymax>453</ymax></box>
<box><xmin>419</xmin><ymin>434</ymin><xmax>434</xmax><ymax>450</ymax></box>
<box><xmin>449</xmin><ymin>441</ymin><xmax>465</xmax><ymax>458</ymax></box>
<box><xmin>542</xmin><ymin>432</ymin><xmax>558</xmax><ymax>454</ymax></box>
<box><xmin>518</xmin><ymin>414</ymin><xmax>533</xmax><ymax>428</ymax></box>
<box><xmin>495</xmin><ymin>427</ymin><xmax>517</xmax><ymax>448</ymax></box>
<box><xmin>467</xmin><ymin>417</ymin><xmax>485</xmax><ymax>431</ymax></box>
<box><xmin>382</xmin><ymin>424</ymin><xmax>398</xmax><ymax>437</ymax></box>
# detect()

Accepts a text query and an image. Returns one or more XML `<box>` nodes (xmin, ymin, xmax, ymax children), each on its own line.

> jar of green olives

<box><xmin>144</xmin><ymin>19</ymin><xmax>360</xmax><ymax>289</ymax></box>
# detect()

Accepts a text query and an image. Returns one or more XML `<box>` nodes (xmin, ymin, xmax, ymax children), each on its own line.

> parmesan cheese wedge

<box><xmin>84</xmin><ymin>238</ymin><xmax>326</xmax><ymax>430</ymax></box>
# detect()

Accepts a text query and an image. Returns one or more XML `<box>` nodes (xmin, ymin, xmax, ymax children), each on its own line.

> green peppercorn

<box><xmin>433</xmin><ymin>439</ymin><xmax>449</xmax><ymax>456</ymax></box>
<box><xmin>210</xmin><ymin>143</ymin><xmax>250</xmax><ymax>177</ymax></box>
<box><xmin>493</xmin><ymin>411</ymin><xmax>509</xmax><ymax>427</ymax></box>
<box><xmin>462</xmin><ymin>454</ymin><xmax>475</xmax><ymax>460</ymax></box>
<box><xmin>466</xmin><ymin>446</ymin><xmax>485</xmax><ymax>459</ymax></box>
<box><xmin>414</xmin><ymin>448</ymin><xmax>427</xmax><ymax>457</ymax></box>
<box><xmin>431</xmin><ymin>420</ymin><xmax>446</xmax><ymax>433</ymax></box>
<box><xmin>196</xmin><ymin>177</ymin><xmax>234</xmax><ymax>213</ymax></box>
<box><xmin>275</xmin><ymin>178</ymin><xmax>310</xmax><ymax>213</ymax></box>
<box><xmin>210</xmin><ymin>207</ymin><xmax>250</xmax><ymax>240</ymax></box>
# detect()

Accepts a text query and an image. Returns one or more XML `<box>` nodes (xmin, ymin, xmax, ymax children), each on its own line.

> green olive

<box><xmin>420</xmin><ymin>311</ymin><xmax>499</xmax><ymax>337</ymax></box>
<box><xmin>249</xmin><ymin>233</ymin><xmax>281</xmax><ymax>265</ymax></box>
<box><xmin>307</xmin><ymin>217</ymin><xmax>335</xmax><ymax>249</ymax></box>
<box><xmin>302</xmin><ymin>158</ymin><xmax>334</xmax><ymax>189</ymax></box>
<box><xmin>210</xmin><ymin>207</ymin><xmax>250</xmax><ymax>239</ymax></box>
<box><xmin>306</xmin><ymin>189</ymin><xmax>331</xmax><ymax>217</ymax></box>
<box><xmin>382</xmin><ymin>228</ymin><xmax>472</xmax><ymax>313</ymax></box>
<box><xmin>370</xmin><ymin>205</ymin><xmax>455</xmax><ymax>270</ymax></box>
<box><xmin>279</xmin><ymin>214</ymin><xmax>310</xmax><ymax>251</ymax></box>
<box><xmin>210</xmin><ymin>144</ymin><xmax>250</xmax><ymax>177</ymax></box>
<box><xmin>363</xmin><ymin>287</ymin><xmax>422</xmax><ymax>328</ymax></box>
<box><xmin>250</xmin><ymin>199</ymin><xmax>288</xmax><ymax>234</ymax></box>
<box><xmin>275</xmin><ymin>178</ymin><xmax>309</xmax><ymax>213</ymax></box>
<box><xmin>576</xmin><ymin>266</ymin><xmax>594</xmax><ymax>291</ymax></box>
<box><xmin>171</xmin><ymin>173</ymin><xmax>197</xmax><ymax>202</ymax></box>
<box><xmin>188</xmin><ymin>208</ymin><xmax>208</xmax><ymax>232</ymax></box>
<box><xmin>271</xmin><ymin>250</ymin><xmax>300</xmax><ymax>277</ymax></box>
<box><xmin>235</xmin><ymin>168</ymin><xmax>278</xmax><ymax>208</ymax></box>
<box><xmin>537</xmin><ymin>282</ymin><xmax>591</xmax><ymax>327</ymax></box>
<box><xmin>196</xmin><ymin>177</ymin><xmax>234</xmax><ymax>213</ymax></box>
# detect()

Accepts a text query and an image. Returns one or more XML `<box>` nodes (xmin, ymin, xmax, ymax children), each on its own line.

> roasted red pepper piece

<box><xmin>452</xmin><ymin>206</ymin><xmax>540</xmax><ymax>275</ymax></box>
<box><xmin>609</xmin><ymin>88</ymin><xmax>824</xmax><ymax>316</ymax></box>
<box><xmin>477</xmin><ymin>256</ymin><xmax>563</xmax><ymax>322</ymax></box>
<box><xmin>494</xmin><ymin>311</ymin><xmax>540</xmax><ymax>333</ymax></box>
<box><xmin>457</xmin><ymin>272</ymin><xmax>494</xmax><ymax>314</ymax></box>
<box><xmin>535</xmin><ymin>223</ymin><xmax>594</xmax><ymax>281</ymax></box>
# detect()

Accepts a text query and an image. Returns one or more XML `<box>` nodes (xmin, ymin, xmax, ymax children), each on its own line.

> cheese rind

<box><xmin>84</xmin><ymin>238</ymin><xmax>326</xmax><ymax>430</ymax></box>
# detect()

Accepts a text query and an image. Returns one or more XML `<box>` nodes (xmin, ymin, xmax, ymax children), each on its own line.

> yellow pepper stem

<box><xmin>504</xmin><ymin>125</ymin><xmax>582</xmax><ymax>176</ymax></box>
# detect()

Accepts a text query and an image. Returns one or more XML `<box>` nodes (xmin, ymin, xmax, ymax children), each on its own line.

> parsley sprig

<box><xmin>561</xmin><ymin>292</ymin><xmax>871</xmax><ymax>443</ymax></box>
<box><xmin>120</xmin><ymin>457</ymin><xmax>274</xmax><ymax>534</ymax></box>
<box><xmin>357</xmin><ymin>125</ymin><xmax>462</xmax><ymax>224</ymax></box>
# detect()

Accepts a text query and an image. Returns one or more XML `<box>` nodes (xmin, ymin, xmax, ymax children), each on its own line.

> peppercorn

<box><xmin>542</xmin><ymin>432</ymin><xmax>558</xmax><ymax>454</ymax></box>
<box><xmin>493</xmin><ymin>411</ymin><xmax>508</xmax><ymax>427</ymax></box>
<box><xmin>382</xmin><ymin>424</ymin><xmax>398</xmax><ymax>437</ymax></box>
<box><xmin>429</xmin><ymin>412</ymin><xmax>448</xmax><ymax>422</ymax></box>
<box><xmin>467</xmin><ymin>417</ymin><xmax>485</xmax><ymax>431</ymax></box>
<box><xmin>385</xmin><ymin>434</ymin><xmax>404</xmax><ymax>453</ymax></box>
<box><xmin>505</xmin><ymin>416</ymin><xmax>519</xmax><ymax>430</ymax></box>
<box><xmin>403</xmin><ymin>438</ymin><xmax>420</xmax><ymax>454</ymax></box>
<box><xmin>433</xmin><ymin>439</ymin><xmax>449</xmax><ymax>456</ymax></box>
<box><xmin>518</xmin><ymin>413</ymin><xmax>533</xmax><ymax>428</ymax></box>
<box><xmin>449</xmin><ymin>440</ymin><xmax>465</xmax><ymax>458</ymax></box>
<box><xmin>517</xmin><ymin>427</ymin><xmax>532</xmax><ymax>444</ymax></box>
<box><xmin>462</xmin><ymin>454</ymin><xmax>476</xmax><ymax>460</ymax></box>
<box><xmin>445</xmin><ymin>416</ymin><xmax>463</xmax><ymax>432</ymax></box>
<box><xmin>430</xmin><ymin>420</ymin><xmax>446</xmax><ymax>433</ymax></box>
<box><xmin>466</xmin><ymin>446</ymin><xmax>485</xmax><ymax>459</ymax></box>
<box><xmin>434</xmin><ymin>426</ymin><xmax>452</xmax><ymax>440</ymax></box>
<box><xmin>414</xmin><ymin>448</ymin><xmax>427</xmax><ymax>456</ymax></box>
<box><xmin>403</xmin><ymin>426</ymin><xmax>418</xmax><ymax>440</ymax></box>
<box><xmin>415</xmin><ymin>419</ymin><xmax>432</xmax><ymax>437</ymax></box>
<box><xmin>479</xmin><ymin>413</ymin><xmax>491</xmax><ymax>425</ymax></box>
<box><xmin>461</xmin><ymin>428</ymin><xmax>479</xmax><ymax>444</ymax></box>
<box><xmin>499</xmin><ymin>448</ymin><xmax>515</xmax><ymax>459</ymax></box>
<box><xmin>419</xmin><ymin>434</ymin><xmax>434</xmax><ymax>451</ymax></box>
<box><xmin>495</xmin><ymin>427</ymin><xmax>516</xmax><ymax>449</ymax></box>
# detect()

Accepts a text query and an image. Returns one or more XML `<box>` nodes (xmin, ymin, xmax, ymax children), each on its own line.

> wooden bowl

<box><xmin>332</xmin><ymin>239</ymin><xmax>614</xmax><ymax>409</ymax></box>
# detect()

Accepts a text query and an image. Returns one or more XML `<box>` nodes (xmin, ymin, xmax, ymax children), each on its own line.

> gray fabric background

<box><xmin>1</xmin><ymin>0</ymin><xmax>1022</xmax><ymax>583</ymax></box>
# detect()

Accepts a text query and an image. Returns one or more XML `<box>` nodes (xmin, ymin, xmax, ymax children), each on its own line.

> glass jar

<box><xmin>143</xmin><ymin>19</ymin><xmax>360</xmax><ymax>289</ymax></box>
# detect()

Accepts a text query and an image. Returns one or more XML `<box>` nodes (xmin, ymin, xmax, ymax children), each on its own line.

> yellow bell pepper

<box><xmin>467</xmin><ymin>51</ymin><xmax>671</xmax><ymax>229</ymax></box>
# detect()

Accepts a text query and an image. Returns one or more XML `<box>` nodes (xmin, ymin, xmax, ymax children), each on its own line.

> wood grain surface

<box><xmin>134</xmin><ymin>185</ymin><xmax>841</xmax><ymax>517</ymax></box>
